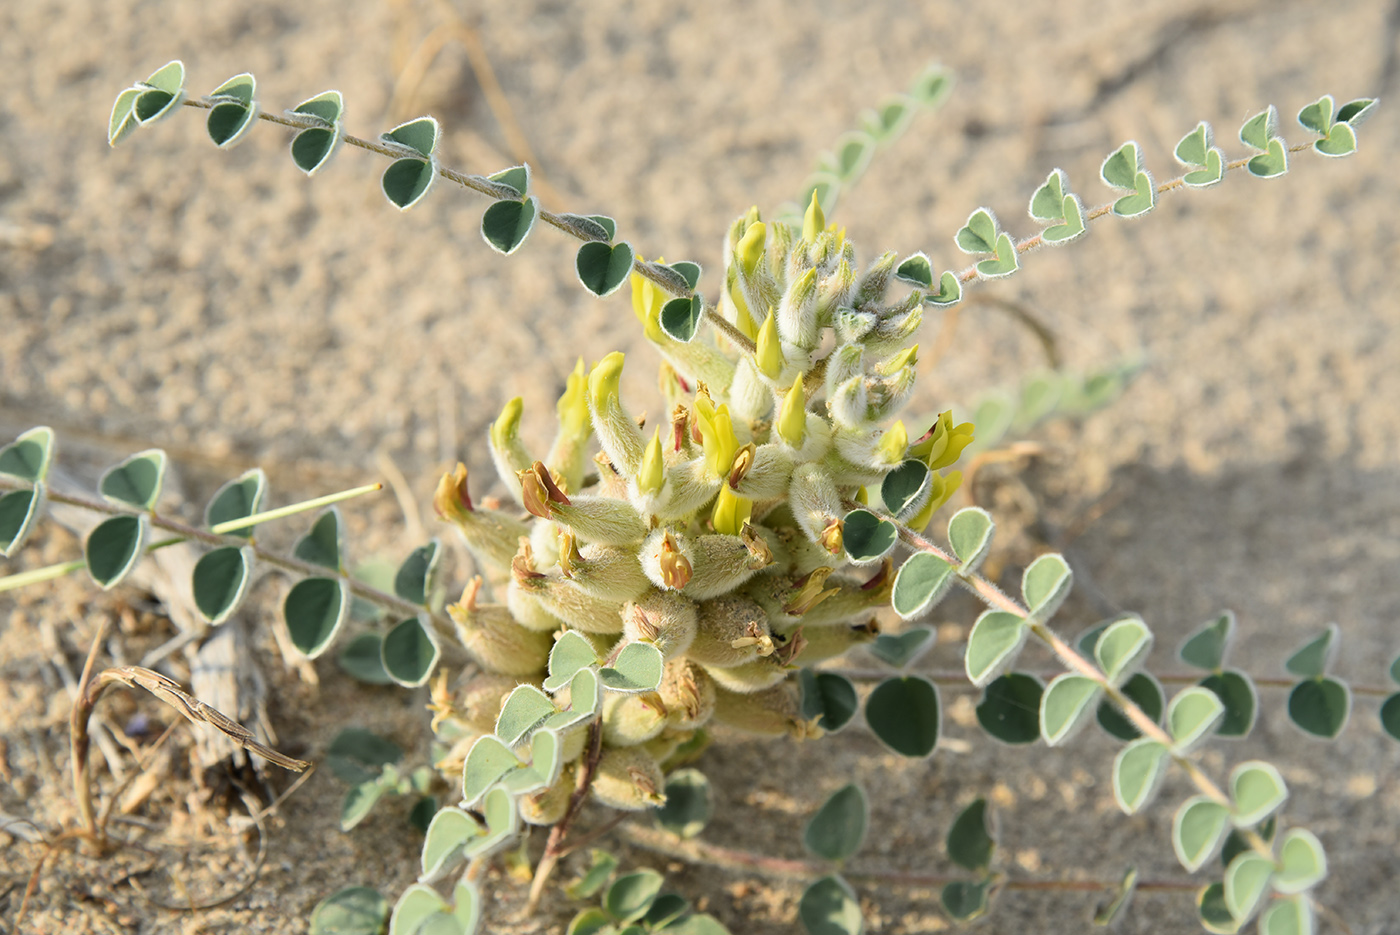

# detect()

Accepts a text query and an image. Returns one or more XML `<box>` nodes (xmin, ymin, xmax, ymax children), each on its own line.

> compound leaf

<box><xmin>804</xmin><ymin>783</ymin><xmax>868</xmax><ymax>863</ymax></box>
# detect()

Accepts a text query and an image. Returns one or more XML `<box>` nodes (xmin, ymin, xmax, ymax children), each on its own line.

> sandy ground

<box><xmin>2</xmin><ymin>0</ymin><xmax>1399</xmax><ymax>932</ymax></box>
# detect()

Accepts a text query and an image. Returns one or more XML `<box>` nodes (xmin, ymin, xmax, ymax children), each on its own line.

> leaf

<box><xmin>390</xmin><ymin>882</ymin><xmax>448</xmax><ymax>935</ymax></box>
<box><xmin>834</xmin><ymin>131</ymin><xmax>876</xmax><ymax>179</ymax></box>
<box><xmin>1028</xmin><ymin>169</ymin><xmax>1067</xmax><ymax>221</ymax></box>
<box><xmin>420</xmin><ymin>807</ymin><xmax>482</xmax><ymax>881</ymax></box>
<box><xmin>1093</xmin><ymin>616</ymin><xmax>1152</xmax><ymax>685</ymax></box>
<box><xmin>191</xmin><ymin>546</ymin><xmax>253</xmax><ymax>625</ymax></box>
<box><xmin>799</xmin><ymin>876</ymin><xmax>863</xmax><ymax>935</ymax></box>
<box><xmin>1172</xmin><ymin>796</ymin><xmax>1229</xmax><ymax>872</ymax></box>
<box><xmin>1198</xmin><ymin>670</ymin><xmax>1257</xmax><ymax>738</ymax></box>
<box><xmin>1100</xmin><ymin>142</ymin><xmax>1142</xmax><ymax>190</ymax></box>
<box><xmin>599</xmin><ymin>641</ymin><xmax>664</xmax><ymax>693</ymax></box>
<box><xmin>867</xmin><ymin>626</ymin><xmax>935</xmax><ymax>669</ymax></box>
<box><xmin>481</xmin><ymin>197</ymin><xmax>539</xmax><ymax>255</ymax></box>
<box><xmin>890</xmin><ymin>553</ymin><xmax>954</xmax><ymax>620</ymax></box>
<box><xmin>207</xmin><ymin>101</ymin><xmax>257</xmax><ymax>149</ymax></box>
<box><xmin>1112</xmin><ymin>739</ymin><xmax>1169</xmax><ymax>814</ymax></box>
<box><xmin>1195</xmin><ymin>883</ymin><xmax>1240</xmax><ymax>935</ymax></box>
<box><xmin>309</xmin><ymin>886</ymin><xmax>390</xmax><ymax>935</ymax></box>
<box><xmin>975</xmin><ymin>232</ymin><xmax>1018</xmax><ymax>278</ymax></box>
<box><xmin>939</xmin><ymin>880</ymin><xmax>991</xmax><ymax>923</ymax></box>
<box><xmin>542</xmin><ymin>667</ymin><xmax>601</xmax><ymax>732</ymax></box>
<box><xmin>1239</xmin><ymin>106</ymin><xmax>1279</xmax><ymax>151</ymax></box>
<box><xmin>461</xmin><ymin>786</ymin><xmax>519</xmax><ymax>859</ymax></box>
<box><xmin>576</xmin><ymin>241</ymin><xmax>635</xmax><ymax>297</ymax></box>
<box><xmin>655</xmin><ymin>768</ymin><xmax>711</xmax><ymax>839</ymax></box>
<box><xmin>1112</xmin><ymin>169</ymin><xmax>1156</xmax><ymax>217</ymax></box>
<box><xmin>1167</xmin><ymin>686</ymin><xmax>1225</xmax><ymax>752</ymax></box>
<box><xmin>1096</xmin><ymin>672</ymin><xmax>1165</xmax><ymax>741</ymax></box>
<box><xmin>1336</xmin><ymin>97</ymin><xmax>1378</xmax><ymax>126</ymax></box>
<box><xmin>85</xmin><ymin>514</ymin><xmax>147</xmax><ymax>590</ymax></box>
<box><xmin>1296</xmin><ymin>95</ymin><xmax>1333</xmax><ymax>134</ymax></box>
<box><xmin>0</xmin><ymin>426</ymin><xmax>55</xmax><ymax>483</ymax></box>
<box><xmin>660</xmin><ymin>295</ymin><xmax>703</xmax><ymax>343</ymax></box>
<box><xmin>927</xmin><ymin>270</ymin><xmax>962</xmax><ymax>307</ymax></box>
<box><xmin>382</xmin><ymin>117</ymin><xmax>439</xmax><ymax>157</ymax></box>
<box><xmin>879</xmin><ymin>460</ymin><xmax>929</xmax><ymax>520</ymax></box>
<box><xmin>799</xmin><ymin>669</ymin><xmax>859</xmax><ymax>732</ymax></box>
<box><xmin>488</xmin><ymin>164</ymin><xmax>530</xmax><ymax>197</ymax></box>
<box><xmin>976</xmin><ymin>673</ymin><xmax>1043</xmax><ymax>745</ymax></box>
<box><xmin>284</xmin><ymin>577</ymin><xmax>349</xmax><ymax>659</ymax></box>
<box><xmin>1092</xmin><ymin>867</ymin><xmax>1138</xmax><ymax>927</ymax></box>
<box><xmin>494</xmin><ymin>684</ymin><xmax>558</xmax><ymax>747</ymax></box>
<box><xmin>565</xmin><ymin>908</ymin><xmax>613</xmax><ymax>935</ymax></box>
<box><xmin>295</xmin><ymin>508</ymin><xmax>344</xmax><ymax>570</ymax></box>
<box><xmin>109</xmin><ymin>87</ymin><xmax>142</xmax><ymax>146</ymax></box>
<box><xmin>1246</xmin><ymin>138</ymin><xmax>1288</xmax><ymax>179</ymax></box>
<box><xmin>804</xmin><ymin>784</ymin><xmax>868</xmax><ymax>862</ymax></box>
<box><xmin>1039</xmin><ymin>674</ymin><xmax>1102</xmax><ymax>746</ymax></box>
<box><xmin>0</xmin><ymin>486</ymin><xmax>44</xmax><ymax>558</ymax></box>
<box><xmin>327</xmin><ymin>728</ymin><xmax>402</xmax><ymax>784</ymax></box>
<box><xmin>382</xmin><ymin>158</ymin><xmax>436</xmax><ymax>211</ymax></box>
<box><xmin>1179</xmin><ymin>612</ymin><xmax>1234</xmax><ymax>671</ymax></box>
<box><xmin>955</xmin><ymin>208</ymin><xmax>999</xmax><ymax>255</ymax></box>
<box><xmin>566</xmin><ymin>850</ymin><xmax>619</xmax><ymax>899</ymax></box>
<box><xmin>291</xmin><ymin>89</ymin><xmax>344</xmax><ymax>125</ymax></box>
<box><xmin>1314</xmin><ymin>122</ymin><xmax>1357</xmax><ymax>157</ymax></box>
<box><xmin>339</xmin><ymin>633</ymin><xmax>392</xmax><ymax>684</ymax></box>
<box><xmin>98</xmin><ymin>449</ymin><xmax>167</xmax><ymax>510</ymax></box>
<box><xmin>642</xmin><ymin>893</ymin><xmax>690</xmax><ymax>930</ymax></box>
<box><xmin>394</xmin><ymin>540</ymin><xmax>441</xmax><ymax>606</ymax></box>
<box><xmin>965</xmin><ymin>611</ymin><xmax>1028</xmax><ymax>688</ymax></box>
<box><xmin>462</xmin><ymin>735</ymin><xmax>519</xmax><ymax>806</ymax></box>
<box><xmin>1229</xmin><ymin>761</ymin><xmax>1287</xmax><ymax>828</ymax></box>
<box><xmin>945</xmin><ymin>798</ymin><xmax>994</xmax><ymax>872</ymax></box>
<box><xmin>894</xmin><ymin>253</ymin><xmax>933</xmax><ymax>287</ymax></box>
<box><xmin>1220</xmin><ymin>815</ymin><xmax>1276</xmax><ymax>871</ymax></box>
<box><xmin>1223</xmin><ymin>852</ymin><xmax>1274</xmax><ymax>922</ymax></box>
<box><xmin>661</xmin><ymin>260</ymin><xmax>702</xmax><ymax>291</ymax></box>
<box><xmin>1021</xmin><ymin>553</ymin><xmax>1072</xmax><ymax>620</ymax></box>
<box><xmin>291</xmin><ymin>127</ymin><xmax>341</xmax><ymax>175</ymax></box>
<box><xmin>1381</xmin><ymin>692</ymin><xmax>1400</xmax><ymax>742</ymax></box>
<box><xmin>340</xmin><ymin>778</ymin><xmax>390</xmax><ymax>832</ymax></box>
<box><xmin>605</xmin><ymin>870</ymin><xmax>665</xmax><ymax>925</ymax></box>
<box><xmin>1175</xmin><ymin>122</ymin><xmax>1213</xmax><ymax>166</ymax></box>
<box><xmin>1287</xmin><ymin>677</ymin><xmax>1350</xmax><ymax>738</ymax></box>
<box><xmin>500</xmin><ymin>728</ymin><xmax>562</xmax><ymax>795</ymax></box>
<box><xmin>841</xmin><ymin>509</ymin><xmax>897</xmax><ymax>564</ymax></box>
<box><xmin>1274</xmin><ymin>828</ymin><xmax>1327</xmax><ymax>894</ymax></box>
<box><xmin>909</xmin><ymin>64</ymin><xmax>950</xmax><ymax>105</ymax></box>
<box><xmin>134</xmin><ymin>88</ymin><xmax>179</xmax><ymax>125</ymax></box>
<box><xmin>544</xmin><ymin>630</ymin><xmax>600</xmax><ymax>692</ymax></box>
<box><xmin>381</xmin><ymin>616</ymin><xmax>439</xmax><ymax>688</ymax></box>
<box><xmin>1284</xmin><ymin>624</ymin><xmax>1338</xmax><ymax>678</ymax></box>
<box><xmin>143</xmin><ymin>59</ymin><xmax>185</xmax><ymax>95</ymax></box>
<box><xmin>946</xmin><ymin>507</ymin><xmax>993</xmax><ymax>572</ymax></box>
<box><xmin>1042</xmin><ymin>194</ymin><xmax>1086</xmax><ymax>243</ymax></box>
<box><xmin>864</xmin><ymin>676</ymin><xmax>939</xmax><ymax>757</ymax></box>
<box><xmin>205</xmin><ymin>469</ymin><xmax>267</xmax><ymax>539</ymax></box>
<box><xmin>1259</xmin><ymin>897</ymin><xmax>1314</xmax><ymax>935</ymax></box>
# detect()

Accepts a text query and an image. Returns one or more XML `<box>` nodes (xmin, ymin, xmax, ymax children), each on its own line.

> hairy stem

<box><xmin>525</xmin><ymin>718</ymin><xmax>604</xmax><ymax>915</ymax></box>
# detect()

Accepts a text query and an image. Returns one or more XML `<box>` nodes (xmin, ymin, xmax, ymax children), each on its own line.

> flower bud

<box><xmin>640</xmin><ymin>529</ymin><xmax>693</xmax><ymax>591</ymax></box>
<box><xmin>512</xmin><ymin>540</ymin><xmax>625</xmax><ymax>634</ymax></box>
<box><xmin>650</xmin><ymin>457</ymin><xmax>720</xmax><ymax>522</ymax></box>
<box><xmin>693</xmin><ymin>389</ymin><xmax>739</xmax><ymax>479</ymax></box>
<box><xmin>588</xmin><ymin>352</ymin><xmax>646</xmax><ymax>476</ymax></box>
<box><xmin>434</xmin><ymin>464</ymin><xmax>531</xmax><ymax>581</ymax></box>
<box><xmin>680</xmin><ymin>530</ymin><xmax>774</xmax><ymax>600</ymax></box>
<box><xmin>711</xmin><ymin>680</ymin><xmax>810</xmax><ymax>738</ymax></box>
<box><xmin>447</xmin><ymin>577</ymin><xmax>553</xmax><ymax>677</ymax></box>
<box><xmin>701</xmin><ymin>656</ymin><xmax>788</xmax><ymax>694</ymax></box>
<box><xmin>687</xmin><ymin>595</ymin><xmax>773</xmax><ymax>667</ymax></box>
<box><xmin>786</xmin><ymin>619</ymin><xmax>879</xmax><ymax>666</ymax></box>
<box><xmin>710</xmin><ymin>485</ymin><xmax>753</xmax><ymax>537</ymax></box>
<box><xmin>736</xmin><ymin>220</ymin><xmax>766</xmax><ymax>278</ymax></box>
<box><xmin>549</xmin><ymin>495</ymin><xmax>648</xmax><ymax>546</ymax></box>
<box><xmin>637</xmin><ymin>428</ymin><xmax>665</xmax><ymax>497</ymax></box>
<box><xmin>777</xmin><ymin>267</ymin><xmax>819</xmax><ymax>350</ymax></box>
<box><xmin>875</xmin><ymin>420</ymin><xmax>909</xmax><ymax>465</ymax></box>
<box><xmin>519</xmin><ymin>761</ymin><xmax>576</xmax><ymax>826</ymax></box>
<box><xmin>755</xmin><ymin>307</ymin><xmax>784</xmax><ymax>379</ymax></box>
<box><xmin>788</xmin><ymin>463</ymin><xmax>842</xmax><ymax>546</ymax></box>
<box><xmin>815</xmin><ymin>255</ymin><xmax>857</xmax><ymax>319</ymax></box>
<box><xmin>828</xmin><ymin>375</ymin><xmax>869</xmax><ymax>429</ymax></box>
<box><xmin>592</xmin><ymin>745</ymin><xmax>666</xmax><ymax>810</ymax></box>
<box><xmin>727</xmin><ymin>357</ymin><xmax>774</xmax><ymax>425</ymax></box>
<box><xmin>547</xmin><ymin>358</ymin><xmax>593</xmax><ymax>494</ymax></box>
<box><xmin>489</xmin><ymin>397</ymin><xmax>535</xmax><ymax>508</ymax></box>
<box><xmin>777</xmin><ymin>381</ymin><xmax>807</xmax><ymax>449</ymax></box>
<box><xmin>560</xmin><ymin>539</ymin><xmax>651</xmax><ymax>602</ymax></box>
<box><xmin>623</xmin><ymin>588</ymin><xmax>698</xmax><ymax>659</ymax></box>
<box><xmin>855</xmin><ymin>250</ymin><xmax>899</xmax><ymax>308</ymax></box>
<box><xmin>656</xmin><ymin>658</ymin><xmax>716</xmax><ymax>731</ymax></box>
<box><xmin>601</xmin><ymin>691</ymin><xmax>669</xmax><ymax>746</ymax></box>
<box><xmin>801</xmin><ymin>189</ymin><xmax>826</xmax><ymax>243</ymax></box>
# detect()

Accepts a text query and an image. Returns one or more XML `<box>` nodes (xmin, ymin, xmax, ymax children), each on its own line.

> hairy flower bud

<box><xmin>710</xmin><ymin>485</ymin><xmax>753</xmax><ymax>537</ymax></box>
<box><xmin>519</xmin><ymin>761</ymin><xmax>576</xmax><ymax>826</ymax></box>
<box><xmin>602</xmin><ymin>690</ymin><xmax>669</xmax><ymax>746</ymax></box>
<box><xmin>656</xmin><ymin>658</ymin><xmax>716</xmax><ymax>731</ymax></box>
<box><xmin>559</xmin><ymin>539</ymin><xmax>651</xmax><ymax>602</ymax></box>
<box><xmin>447</xmin><ymin>577</ymin><xmax>553</xmax><ymax>677</ymax></box>
<box><xmin>549</xmin><ymin>495</ymin><xmax>648</xmax><ymax>546</ymax></box>
<box><xmin>687</xmin><ymin>595</ymin><xmax>773</xmax><ymax>667</ymax></box>
<box><xmin>711</xmin><ymin>680</ymin><xmax>811</xmax><ymax>738</ymax></box>
<box><xmin>777</xmin><ymin>266</ymin><xmax>819</xmax><ymax>350</ymax></box>
<box><xmin>786</xmin><ymin>619</ymin><xmax>879</xmax><ymax>666</ymax></box>
<box><xmin>623</xmin><ymin>589</ymin><xmax>698</xmax><ymax>659</ymax></box>
<box><xmin>592</xmin><ymin>745</ymin><xmax>666</xmax><ymax>810</ymax></box>
<box><xmin>701</xmin><ymin>656</ymin><xmax>788</xmax><ymax>694</ymax></box>
<box><xmin>855</xmin><ymin>250</ymin><xmax>899</xmax><ymax>309</ymax></box>
<box><xmin>678</xmin><ymin>530</ymin><xmax>774</xmax><ymax>600</ymax></box>
<box><xmin>788</xmin><ymin>463</ymin><xmax>842</xmax><ymax>546</ymax></box>
<box><xmin>546</xmin><ymin>358</ymin><xmax>593</xmax><ymax>494</ymax></box>
<box><xmin>434</xmin><ymin>464</ymin><xmax>531</xmax><ymax>582</ymax></box>
<box><xmin>512</xmin><ymin>540</ymin><xmax>625</xmax><ymax>634</ymax></box>
<box><xmin>801</xmin><ymin>189</ymin><xmax>825</xmax><ymax>243</ymax></box>
<box><xmin>489</xmin><ymin>397</ymin><xmax>534</xmax><ymax>506</ymax></box>
<box><xmin>588</xmin><ymin>352</ymin><xmax>646</xmax><ymax>476</ymax></box>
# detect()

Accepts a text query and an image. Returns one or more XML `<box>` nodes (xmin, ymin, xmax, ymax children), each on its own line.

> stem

<box><xmin>0</xmin><ymin>559</ymin><xmax>86</xmax><ymax>594</ymax></box>
<box><xmin>525</xmin><ymin>718</ymin><xmax>605</xmax><ymax>915</ymax></box>
<box><xmin>208</xmin><ymin>482</ymin><xmax>382</xmax><ymax>534</ymax></box>
<box><xmin>70</xmin><ymin>613</ymin><xmax>114</xmax><ymax>842</ymax></box>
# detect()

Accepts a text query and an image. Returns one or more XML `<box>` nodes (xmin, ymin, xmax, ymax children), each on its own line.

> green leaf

<box><xmin>1021</xmin><ymin>553</ymin><xmax>1072</xmax><ymax>620</ymax></box>
<box><xmin>291</xmin><ymin>127</ymin><xmax>342</xmax><ymax>175</ymax></box>
<box><xmin>599</xmin><ymin>641</ymin><xmax>664</xmax><ymax>693</ymax></box>
<box><xmin>85</xmin><ymin>514</ymin><xmax>147</xmax><ymax>590</ymax></box>
<box><xmin>382</xmin><ymin>158</ymin><xmax>436</xmax><ymax>211</ymax></box>
<box><xmin>890</xmin><ymin>553</ymin><xmax>954</xmax><ymax>620</ymax></box>
<box><xmin>1381</xmin><ymin>692</ymin><xmax>1400</xmax><ymax>742</ymax></box>
<box><xmin>1179</xmin><ymin>612</ymin><xmax>1234</xmax><ymax>671</ymax></box>
<box><xmin>1229</xmin><ymin>761</ymin><xmax>1287</xmax><ymax>828</ymax></box>
<box><xmin>1239</xmin><ymin>106</ymin><xmax>1278</xmax><ymax>151</ymax></box>
<box><xmin>191</xmin><ymin>545</ymin><xmax>253</xmax><ymax>625</ymax></box>
<box><xmin>1314</xmin><ymin>122</ymin><xmax>1357</xmax><ymax>157</ymax></box>
<box><xmin>576</xmin><ymin>241</ymin><xmax>635</xmax><ymax>298</ymax></box>
<box><xmin>291</xmin><ymin>89</ymin><xmax>344</xmax><ymax>125</ymax></box>
<box><xmin>420</xmin><ymin>806</ymin><xmax>482</xmax><ymax>881</ymax></box>
<box><xmin>909</xmin><ymin>64</ymin><xmax>950</xmax><ymax>106</ymax></box>
<box><xmin>894</xmin><ymin>253</ymin><xmax>933</xmax><ymax>288</ymax></box>
<box><xmin>880</xmin><ymin>459</ymin><xmax>930</xmax><ymax>519</ymax></box>
<box><xmin>310</xmin><ymin>886</ymin><xmax>390</xmax><ymax>935</ymax></box>
<box><xmin>1274</xmin><ymin>828</ymin><xmax>1327</xmax><ymax>894</ymax></box>
<box><xmin>1195</xmin><ymin>883</ymin><xmax>1240</xmax><ymax>935</ymax></box>
<box><xmin>939</xmin><ymin>880</ymin><xmax>991</xmax><ymax>923</ymax></box>
<box><xmin>0</xmin><ymin>485</ymin><xmax>44</xmax><ymax>558</ymax></box>
<box><xmin>1183</xmin><ymin>147</ymin><xmax>1224</xmax><ymax>187</ymax></box>
<box><xmin>799</xmin><ymin>669</ymin><xmax>859</xmax><ymax>732</ymax></box>
<box><xmin>480</xmin><ymin>197</ymin><xmax>539</xmax><ymax>255</ymax></box>
<box><xmin>965</xmin><ymin>610</ymin><xmax>1028</xmax><ymax>688</ymax></box>
<box><xmin>462</xmin><ymin>735</ymin><xmax>519</xmax><ymax>806</ymax></box>
<box><xmin>341</xmin><ymin>777</ymin><xmax>390</xmax><ymax>831</ymax></box>
<box><xmin>1175</xmin><ymin>122</ymin><xmax>1213</xmax><ymax>166</ymax></box>
<box><xmin>1167</xmin><ymin>686</ymin><xmax>1225</xmax><ymax>751</ymax></box>
<box><xmin>927</xmin><ymin>270</ymin><xmax>962</xmax><ymax>307</ymax></box>
<box><xmin>975</xmin><ymin>232</ymin><xmax>1018</xmax><ymax>278</ymax></box>
<box><xmin>661</xmin><ymin>261</ymin><xmax>703</xmax><ymax>291</ymax></box>
<box><xmin>1096</xmin><ymin>672</ymin><xmax>1164</xmax><ymax>741</ymax></box>
<box><xmin>868</xmin><ymin>626</ymin><xmax>935</xmax><ymax>669</ymax></box>
<box><xmin>207</xmin><ymin>101</ymin><xmax>257</xmax><ymax>149</ymax></box>
<box><xmin>662</xmin><ymin>913</ymin><xmax>730</xmax><ymax>935</ymax></box>
<box><xmin>1259</xmin><ymin>896</ymin><xmax>1314</xmax><ymax>935</ymax></box>
<box><xmin>109</xmin><ymin>87</ymin><xmax>142</xmax><ymax>146</ymax></box>
<box><xmin>143</xmin><ymin>60</ymin><xmax>185</xmax><ymax>95</ymax></box>
<box><xmin>327</xmin><ymin>728</ymin><xmax>402</xmax><ymax>784</ymax></box>
<box><xmin>98</xmin><ymin>449</ymin><xmax>167</xmax><ymax>510</ymax></box>
<box><xmin>1039</xmin><ymin>673</ymin><xmax>1102</xmax><ymax>746</ymax></box>
<box><xmin>1284</xmin><ymin>624</ymin><xmax>1338</xmax><ymax>678</ymax></box>
<box><xmin>205</xmin><ymin>469</ymin><xmax>267</xmax><ymax>539</ymax></box>
<box><xmin>566</xmin><ymin>850</ymin><xmax>619</xmax><ymax>900</ymax></box>
<box><xmin>543</xmin><ymin>667</ymin><xmax>601</xmax><ymax>732</ymax></box>
<box><xmin>1041</xmin><ymin>194</ymin><xmax>1086</xmax><ymax>244</ymax></box>
<box><xmin>840</xmin><ymin>509</ymin><xmax>896</xmax><ymax>564</ymax></box>
<box><xmin>1223</xmin><ymin>852</ymin><xmax>1273</xmax><ymax>922</ymax></box>
<box><xmin>804</xmin><ymin>784</ymin><xmax>868</xmax><ymax>862</ymax></box>
<box><xmin>655</xmin><ymin>768</ymin><xmax>711</xmax><ymax>839</ymax></box>
<box><xmin>1221</xmin><ymin>815</ymin><xmax>1276</xmax><ymax>870</ymax></box>
<box><xmin>947</xmin><ymin>507</ymin><xmax>994</xmax><ymax>573</ymax></box>
<box><xmin>565</xmin><ymin>907</ymin><xmax>613</xmax><ymax>935</ymax></box>
<box><xmin>1112</xmin><ymin>170</ymin><xmax>1156</xmax><ymax>217</ymax></box>
<box><xmin>1092</xmin><ymin>867</ymin><xmax>1138</xmax><ymax>926</ymax></box>
<box><xmin>1100</xmin><ymin>141</ymin><xmax>1142</xmax><ymax>190</ymax></box>
<box><xmin>1028</xmin><ymin>169</ymin><xmax>1067</xmax><ymax>221</ymax></box>
<box><xmin>382</xmin><ymin>117</ymin><xmax>440</xmax><ymax>158</ymax></box>
<box><xmin>390</xmin><ymin>882</ymin><xmax>448</xmax><ymax>935</ymax></box>
<box><xmin>134</xmin><ymin>88</ymin><xmax>179</xmax><ymax>125</ymax></box>
<box><xmin>500</xmin><ymin>728</ymin><xmax>562</xmax><ymax>795</ymax></box>
<box><xmin>1198</xmin><ymin>670</ymin><xmax>1257</xmax><ymax>737</ymax></box>
<box><xmin>799</xmin><ymin>876</ymin><xmax>862</xmax><ymax>935</ymax></box>
<box><xmin>1296</xmin><ymin>95</ymin><xmax>1333</xmax><ymax>135</ymax></box>
<box><xmin>945</xmin><ymin>798</ymin><xmax>994</xmax><ymax>872</ymax></box>
<box><xmin>488</xmin><ymin>164</ymin><xmax>530</xmax><ymax>197</ymax></box>
<box><xmin>284</xmin><ymin>577</ymin><xmax>349</xmax><ymax>658</ymax></box>
<box><xmin>544</xmin><ymin>630</ymin><xmax>600</xmax><ymax>692</ymax></box>
<box><xmin>295</xmin><ymin>508</ymin><xmax>344</xmax><ymax>570</ymax></box>
<box><xmin>642</xmin><ymin>893</ymin><xmax>690</xmax><ymax>930</ymax></box>
<box><xmin>1336</xmin><ymin>97</ymin><xmax>1378</xmax><ymax>126</ymax></box>
<box><xmin>976</xmin><ymin>673</ymin><xmax>1043</xmax><ymax>745</ymax></box>
<box><xmin>1246</xmin><ymin>138</ymin><xmax>1288</xmax><ymax>179</ymax></box>
<box><xmin>1287</xmin><ymin>677</ymin><xmax>1350</xmax><ymax>738</ymax></box>
<box><xmin>495</xmin><ymin>684</ymin><xmax>558</xmax><ymax>747</ymax></box>
<box><xmin>338</xmin><ymin>632</ymin><xmax>392</xmax><ymax>685</ymax></box>
<box><xmin>1093</xmin><ymin>616</ymin><xmax>1152</xmax><ymax>685</ymax></box>
<box><xmin>1389</xmin><ymin>654</ymin><xmax>1400</xmax><ymax>685</ymax></box>
<box><xmin>1112</xmin><ymin>739</ymin><xmax>1169</xmax><ymax>814</ymax></box>
<box><xmin>955</xmin><ymin>208</ymin><xmax>999</xmax><ymax>255</ymax></box>
<box><xmin>659</xmin><ymin>295</ymin><xmax>703</xmax><ymax>343</ymax></box>
<box><xmin>1172</xmin><ymin>796</ymin><xmax>1229</xmax><ymax>872</ymax></box>
<box><xmin>835</xmin><ymin>131</ymin><xmax>876</xmax><ymax>179</ymax></box>
<box><xmin>605</xmin><ymin>870</ymin><xmax>665</xmax><ymax>925</ymax></box>
<box><xmin>394</xmin><ymin>540</ymin><xmax>441</xmax><ymax>606</ymax></box>
<box><xmin>381</xmin><ymin>616</ymin><xmax>439</xmax><ymax>688</ymax></box>
<box><xmin>461</xmin><ymin>786</ymin><xmax>518</xmax><ymax>859</ymax></box>
<box><xmin>864</xmin><ymin>676</ymin><xmax>939</xmax><ymax>757</ymax></box>
<box><xmin>0</xmin><ymin>426</ymin><xmax>55</xmax><ymax>483</ymax></box>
